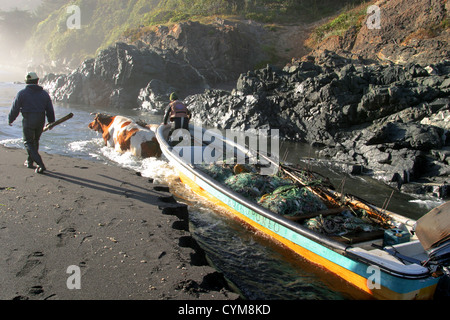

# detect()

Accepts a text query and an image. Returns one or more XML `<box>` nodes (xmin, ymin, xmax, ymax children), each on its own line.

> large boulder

<box><xmin>43</xmin><ymin>43</ymin><xmax>174</xmax><ymax>109</ymax></box>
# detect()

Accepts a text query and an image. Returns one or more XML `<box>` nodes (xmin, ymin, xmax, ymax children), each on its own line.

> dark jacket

<box><xmin>9</xmin><ymin>85</ymin><xmax>55</xmax><ymax>124</ymax></box>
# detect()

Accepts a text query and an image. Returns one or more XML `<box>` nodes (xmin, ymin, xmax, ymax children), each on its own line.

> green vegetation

<box><xmin>310</xmin><ymin>2</ymin><xmax>371</xmax><ymax>45</ymax></box>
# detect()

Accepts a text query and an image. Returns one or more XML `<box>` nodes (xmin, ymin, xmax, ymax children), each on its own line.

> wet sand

<box><xmin>0</xmin><ymin>145</ymin><xmax>239</xmax><ymax>300</ymax></box>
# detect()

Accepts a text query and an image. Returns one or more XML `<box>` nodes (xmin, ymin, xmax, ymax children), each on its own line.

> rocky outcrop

<box><xmin>43</xmin><ymin>43</ymin><xmax>173</xmax><ymax>109</ymax></box>
<box><xmin>185</xmin><ymin>52</ymin><xmax>450</xmax><ymax>197</ymax></box>
<box><xmin>42</xmin><ymin>20</ymin><xmax>268</xmax><ymax>110</ymax></box>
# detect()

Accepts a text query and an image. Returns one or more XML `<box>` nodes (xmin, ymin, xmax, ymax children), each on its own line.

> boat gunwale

<box><xmin>156</xmin><ymin>124</ymin><xmax>433</xmax><ymax>280</ymax></box>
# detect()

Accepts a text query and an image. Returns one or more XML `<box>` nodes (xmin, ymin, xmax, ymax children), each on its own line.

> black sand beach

<box><xmin>0</xmin><ymin>145</ymin><xmax>239</xmax><ymax>300</ymax></box>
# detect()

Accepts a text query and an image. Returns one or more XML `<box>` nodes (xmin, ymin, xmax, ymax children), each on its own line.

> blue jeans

<box><xmin>22</xmin><ymin>112</ymin><xmax>46</xmax><ymax>168</ymax></box>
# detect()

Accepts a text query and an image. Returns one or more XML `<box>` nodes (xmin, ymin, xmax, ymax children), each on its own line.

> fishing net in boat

<box><xmin>196</xmin><ymin>163</ymin><xmax>389</xmax><ymax>238</ymax></box>
<box><xmin>224</xmin><ymin>172</ymin><xmax>292</xmax><ymax>201</ymax></box>
<box><xmin>303</xmin><ymin>210</ymin><xmax>380</xmax><ymax>236</ymax></box>
<box><xmin>197</xmin><ymin>163</ymin><xmax>235</xmax><ymax>183</ymax></box>
<box><xmin>258</xmin><ymin>185</ymin><xmax>328</xmax><ymax>217</ymax></box>
<box><xmin>196</xmin><ymin>163</ymin><xmax>327</xmax><ymax>216</ymax></box>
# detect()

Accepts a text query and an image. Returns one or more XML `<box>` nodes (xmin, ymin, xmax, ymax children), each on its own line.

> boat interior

<box><xmin>162</xmin><ymin>125</ymin><xmax>449</xmax><ymax>274</ymax></box>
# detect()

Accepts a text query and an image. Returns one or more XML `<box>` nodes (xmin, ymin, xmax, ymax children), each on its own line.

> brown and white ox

<box><xmin>88</xmin><ymin>114</ymin><xmax>161</xmax><ymax>158</ymax></box>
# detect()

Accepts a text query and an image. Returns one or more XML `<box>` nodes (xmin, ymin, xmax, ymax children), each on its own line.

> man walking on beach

<box><xmin>8</xmin><ymin>72</ymin><xmax>55</xmax><ymax>174</ymax></box>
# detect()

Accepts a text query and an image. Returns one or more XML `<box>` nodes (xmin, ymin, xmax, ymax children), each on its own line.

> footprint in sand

<box><xmin>15</xmin><ymin>251</ymin><xmax>44</xmax><ymax>277</ymax></box>
<box><xmin>56</xmin><ymin>227</ymin><xmax>77</xmax><ymax>247</ymax></box>
<box><xmin>29</xmin><ymin>285</ymin><xmax>44</xmax><ymax>295</ymax></box>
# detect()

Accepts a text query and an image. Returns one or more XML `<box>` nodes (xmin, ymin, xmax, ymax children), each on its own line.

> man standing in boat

<box><xmin>163</xmin><ymin>92</ymin><xmax>191</xmax><ymax>130</ymax></box>
<box><xmin>8</xmin><ymin>72</ymin><xmax>55</xmax><ymax>174</ymax></box>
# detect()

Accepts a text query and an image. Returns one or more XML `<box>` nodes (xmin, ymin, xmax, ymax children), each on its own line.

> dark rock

<box><xmin>366</xmin><ymin>122</ymin><xmax>444</xmax><ymax>151</ymax></box>
<box><xmin>43</xmin><ymin>43</ymin><xmax>174</xmax><ymax>109</ymax></box>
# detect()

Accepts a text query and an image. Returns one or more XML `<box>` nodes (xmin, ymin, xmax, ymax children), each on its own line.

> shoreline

<box><xmin>0</xmin><ymin>145</ymin><xmax>239</xmax><ymax>300</ymax></box>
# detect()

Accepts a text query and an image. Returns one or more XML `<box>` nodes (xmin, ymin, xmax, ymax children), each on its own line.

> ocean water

<box><xmin>0</xmin><ymin>82</ymin><xmax>443</xmax><ymax>300</ymax></box>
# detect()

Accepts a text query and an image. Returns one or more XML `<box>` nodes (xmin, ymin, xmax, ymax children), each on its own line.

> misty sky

<box><xmin>0</xmin><ymin>0</ymin><xmax>42</xmax><ymax>11</ymax></box>
<box><xmin>0</xmin><ymin>0</ymin><xmax>44</xmax><ymax>80</ymax></box>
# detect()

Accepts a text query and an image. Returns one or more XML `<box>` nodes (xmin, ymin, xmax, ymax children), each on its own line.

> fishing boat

<box><xmin>156</xmin><ymin>124</ymin><xmax>450</xmax><ymax>300</ymax></box>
